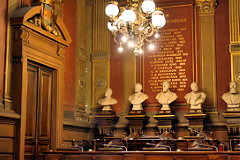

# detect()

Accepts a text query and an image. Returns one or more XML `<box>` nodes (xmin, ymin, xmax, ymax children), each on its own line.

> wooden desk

<box><xmin>43</xmin><ymin>151</ymin><xmax>240</xmax><ymax>160</ymax></box>
<box><xmin>94</xmin><ymin>139</ymin><xmax>219</xmax><ymax>151</ymax></box>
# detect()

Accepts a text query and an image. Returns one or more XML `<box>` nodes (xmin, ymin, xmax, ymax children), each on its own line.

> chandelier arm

<box><xmin>145</xmin><ymin>37</ymin><xmax>157</xmax><ymax>43</ymax></box>
<box><xmin>141</xmin><ymin>23</ymin><xmax>156</xmax><ymax>42</ymax></box>
<box><xmin>116</xmin><ymin>20</ymin><xmax>130</xmax><ymax>38</ymax></box>
<box><xmin>118</xmin><ymin>28</ymin><xmax>129</xmax><ymax>38</ymax></box>
<box><xmin>138</xmin><ymin>19</ymin><xmax>151</xmax><ymax>39</ymax></box>
<box><xmin>113</xmin><ymin>33</ymin><xmax>120</xmax><ymax>44</ymax></box>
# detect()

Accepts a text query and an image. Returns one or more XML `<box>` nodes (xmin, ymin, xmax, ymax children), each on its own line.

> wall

<box><xmin>62</xmin><ymin>0</ymin><xmax>92</xmax><ymax>146</ymax></box>
<box><xmin>62</xmin><ymin>0</ymin><xmax>77</xmax><ymax>119</ymax></box>
<box><xmin>215</xmin><ymin>0</ymin><xmax>231</xmax><ymax>110</ymax></box>
<box><xmin>110</xmin><ymin>36</ymin><xmax>124</xmax><ymax>113</ymax></box>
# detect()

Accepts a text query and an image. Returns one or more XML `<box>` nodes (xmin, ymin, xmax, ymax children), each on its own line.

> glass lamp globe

<box><xmin>105</xmin><ymin>3</ymin><xmax>119</xmax><ymax>17</ymax></box>
<box><xmin>107</xmin><ymin>22</ymin><xmax>118</xmax><ymax>32</ymax></box>
<box><xmin>152</xmin><ymin>10</ymin><xmax>166</xmax><ymax>28</ymax></box>
<box><xmin>142</xmin><ymin>0</ymin><xmax>155</xmax><ymax>14</ymax></box>
<box><xmin>122</xmin><ymin>9</ymin><xmax>136</xmax><ymax>23</ymax></box>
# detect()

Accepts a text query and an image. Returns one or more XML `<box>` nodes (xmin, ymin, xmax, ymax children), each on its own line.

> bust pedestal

<box><xmin>125</xmin><ymin>114</ymin><xmax>149</xmax><ymax>136</ymax></box>
<box><xmin>154</xmin><ymin>114</ymin><xmax>175</xmax><ymax>134</ymax></box>
<box><xmin>223</xmin><ymin>111</ymin><xmax>240</xmax><ymax>150</ymax></box>
<box><xmin>184</xmin><ymin>113</ymin><xmax>207</xmax><ymax>137</ymax></box>
<box><xmin>94</xmin><ymin>114</ymin><xmax>118</xmax><ymax>138</ymax></box>
<box><xmin>222</xmin><ymin>111</ymin><xmax>240</xmax><ymax>136</ymax></box>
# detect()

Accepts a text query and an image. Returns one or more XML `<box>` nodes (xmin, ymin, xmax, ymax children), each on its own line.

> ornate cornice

<box><xmin>195</xmin><ymin>0</ymin><xmax>217</xmax><ymax>15</ymax></box>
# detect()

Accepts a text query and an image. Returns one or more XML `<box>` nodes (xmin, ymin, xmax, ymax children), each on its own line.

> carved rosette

<box><xmin>195</xmin><ymin>0</ymin><xmax>217</xmax><ymax>15</ymax></box>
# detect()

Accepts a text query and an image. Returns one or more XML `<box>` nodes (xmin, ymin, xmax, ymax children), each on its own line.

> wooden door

<box><xmin>25</xmin><ymin>63</ymin><xmax>53</xmax><ymax>160</ymax></box>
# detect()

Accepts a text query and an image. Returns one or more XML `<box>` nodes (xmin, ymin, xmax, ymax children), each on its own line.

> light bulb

<box><xmin>105</xmin><ymin>3</ymin><xmax>119</xmax><ymax>17</ymax></box>
<box><xmin>118</xmin><ymin>46</ymin><xmax>124</xmax><ymax>52</ymax></box>
<box><xmin>142</xmin><ymin>0</ymin><xmax>155</xmax><ymax>14</ymax></box>
<box><xmin>149</xmin><ymin>44</ymin><xmax>155</xmax><ymax>50</ymax></box>
<box><xmin>121</xmin><ymin>36</ymin><xmax>128</xmax><ymax>43</ymax></box>
<box><xmin>138</xmin><ymin>48</ymin><xmax>143</xmax><ymax>54</ymax></box>
<box><xmin>154</xmin><ymin>33</ymin><xmax>160</xmax><ymax>39</ymax></box>
<box><xmin>128</xmin><ymin>41</ymin><xmax>134</xmax><ymax>48</ymax></box>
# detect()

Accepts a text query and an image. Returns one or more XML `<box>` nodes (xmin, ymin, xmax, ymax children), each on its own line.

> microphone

<box><xmin>103</xmin><ymin>144</ymin><xmax>127</xmax><ymax>151</ymax></box>
<box><xmin>60</xmin><ymin>143</ymin><xmax>84</xmax><ymax>151</ymax></box>
<box><xmin>146</xmin><ymin>143</ymin><xmax>171</xmax><ymax>151</ymax></box>
<box><xmin>193</xmin><ymin>143</ymin><xmax>218</xmax><ymax>151</ymax></box>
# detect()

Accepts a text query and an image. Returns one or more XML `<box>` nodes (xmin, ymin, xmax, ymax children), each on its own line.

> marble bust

<box><xmin>129</xmin><ymin>83</ymin><xmax>149</xmax><ymax>110</ymax></box>
<box><xmin>156</xmin><ymin>81</ymin><xmax>178</xmax><ymax>111</ymax></box>
<box><xmin>184</xmin><ymin>82</ymin><xmax>207</xmax><ymax>110</ymax></box>
<box><xmin>98</xmin><ymin>88</ymin><xmax>118</xmax><ymax>111</ymax></box>
<box><xmin>222</xmin><ymin>81</ymin><xmax>240</xmax><ymax>108</ymax></box>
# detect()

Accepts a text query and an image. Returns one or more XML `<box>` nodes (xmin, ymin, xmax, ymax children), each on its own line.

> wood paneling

<box><xmin>176</xmin><ymin>155</ymin><xmax>206</xmax><ymax>160</ymax></box>
<box><xmin>0</xmin><ymin>122</ymin><xmax>16</xmax><ymax>160</ymax></box>
<box><xmin>124</xmin><ymin>154</ymin><xmax>144</xmax><ymax>160</ymax></box>
<box><xmin>43</xmin><ymin>152</ymin><xmax>240</xmax><ymax>160</ymax></box>
<box><xmin>0</xmin><ymin>155</ymin><xmax>14</xmax><ymax>160</ymax></box>
<box><xmin>230</xmin><ymin>156</ymin><xmax>240</xmax><ymax>160</ymax></box>
<box><xmin>0</xmin><ymin>138</ymin><xmax>14</xmax><ymax>153</ymax></box>
<box><xmin>95</xmin><ymin>155</ymin><xmax>123</xmax><ymax>160</ymax></box>
<box><xmin>145</xmin><ymin>155</ymin><xmax>173</xmax><ymax>160</ymax></box>
<box><xmin>65</xmin><ymin>155</ymin><xmax>93</xmax><ymax>160</ymax></box>
<box><xmin>0</xmin><ymin>123</ymin><xmax>15</xmax><ymax>137</ymax></box>
<box><xmin>207</xmin><ymin>155</ymin><xmax>228</xmax><ymax>160</ymax></box>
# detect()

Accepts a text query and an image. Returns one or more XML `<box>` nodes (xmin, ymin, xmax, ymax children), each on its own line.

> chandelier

<box><xmin>105</xmin><ymin>0</ymin><xmax>166</xmax><ymax>55</ymax></box>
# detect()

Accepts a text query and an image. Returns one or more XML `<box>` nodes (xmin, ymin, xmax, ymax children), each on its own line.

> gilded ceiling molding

<box><xmin>195</xmin><ymin>0</ymin><xmax>217</xmax><ymax>15</ymax></box>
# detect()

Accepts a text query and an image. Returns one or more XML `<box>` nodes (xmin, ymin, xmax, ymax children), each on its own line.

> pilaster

<box><xmin>75</xmin><ymin>0</ymin><xmax>93</xmax><ymax>126</ymax></box>
<box><xmin>195</xmin><ymin>0</ymin><xmax>218</xmax><ymax>110</ymax></box>
<box><xmin>2</xmin><ymin>0</ymin><xmax>19</xmax><ymax>111</ymax></box>
<box><xmin>228</xmin><ymin>0</ymin><xmax>240</xmax><ymax>85</ymax></box>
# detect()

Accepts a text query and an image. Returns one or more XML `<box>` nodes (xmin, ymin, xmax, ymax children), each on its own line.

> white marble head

<box><xmin>104</xmin><ymin>88</ymin><xmax>113</xmax><ymax>98</ymax></box>
<box><xmin>229</xmin><ymin>81</ymin><xmax>237</xmax><ymax>94</ymax></box>
<box><xmin>135</xmin><ymin>83</ymin><xmax>143</xmax><ymax>92</ymax></box>
<box><xmin>162</xmin><ymin>81</ymin><xmax>170</xmax><ymax>92</ymax></box>
<box><xmin>190</xmin><ymin>82</ymin><xmax>199</xmax><ymax>92</ymax></box>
